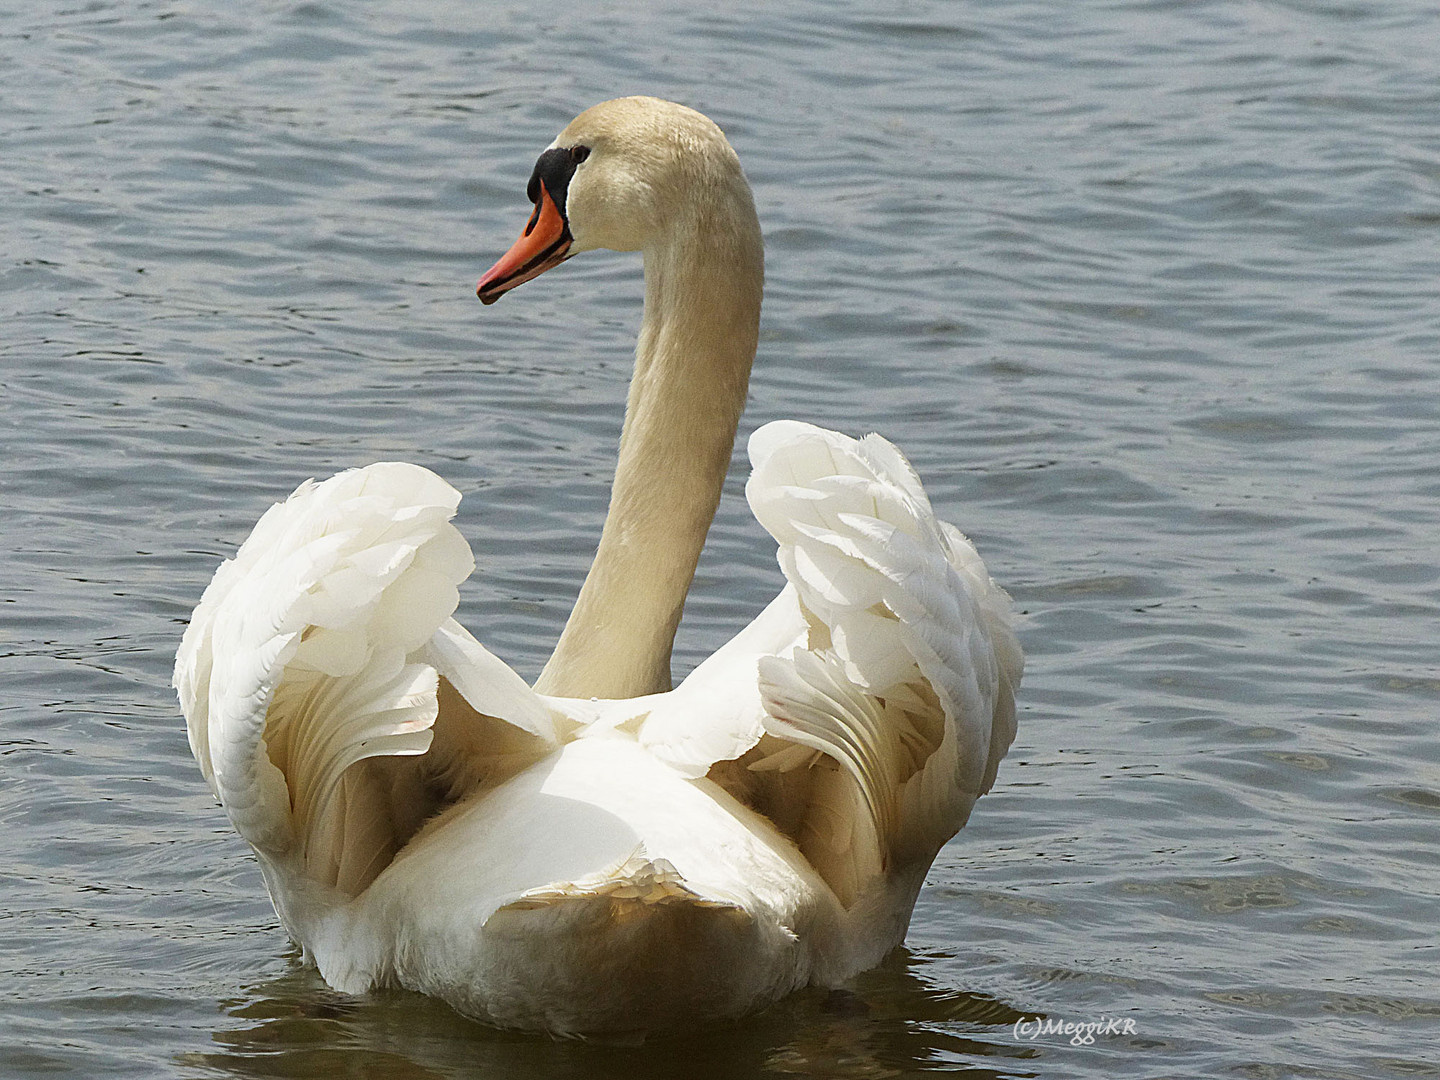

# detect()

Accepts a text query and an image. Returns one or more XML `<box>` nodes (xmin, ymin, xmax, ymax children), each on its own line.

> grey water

<box><xmin>3</xmin><ymin>1</ymin><xmax>1438</xmax><ymax>1076</ymax></box>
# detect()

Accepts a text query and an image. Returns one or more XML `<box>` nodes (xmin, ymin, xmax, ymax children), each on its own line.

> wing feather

<box><xmin>744</xmin><ymin>421</ymin><xmax>1022</xmax><ymax>906</ymax></box>
<box><xmin>174</xmin><ymin>462</ymin><xmax>557</xmax><ymax>896</ymax></box>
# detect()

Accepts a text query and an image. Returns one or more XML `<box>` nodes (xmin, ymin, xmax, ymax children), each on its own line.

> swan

<box><xmin>174</xmin><ymin>96</ymin><xmax>1022</xmax><ymax>1037</ymax></box>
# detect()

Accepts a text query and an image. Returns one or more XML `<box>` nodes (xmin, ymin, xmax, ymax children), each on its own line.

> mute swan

<box><xmin>175</xmin><ymin>96</ymin><xmax>1022</xmax><ymax>1037</ymax></box>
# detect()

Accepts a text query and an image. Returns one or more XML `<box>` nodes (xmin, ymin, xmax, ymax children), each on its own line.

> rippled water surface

<box><xmin>4</xmin><ymin>1</ymin><xmax>1439</xmax><ymax>1076</ymax></box>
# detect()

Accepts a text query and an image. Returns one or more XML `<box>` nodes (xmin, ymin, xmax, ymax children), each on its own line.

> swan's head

<box><xmin>477</xmin><ymin>97</ymin><xmax>755</xmax><ymax>304</ymax></box>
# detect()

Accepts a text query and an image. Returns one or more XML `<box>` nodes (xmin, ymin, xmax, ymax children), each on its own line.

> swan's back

<box><xmin>173</xmin><ymin>426</ymin><xmax>1021</xmax><ymax>1032</ymax></box>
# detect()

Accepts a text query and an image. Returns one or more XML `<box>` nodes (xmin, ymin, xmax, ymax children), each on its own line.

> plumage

<box><xmin>175</xmin><ymin>96</ymin><xmax>1022</xmax><ymax>1036</ymax></box>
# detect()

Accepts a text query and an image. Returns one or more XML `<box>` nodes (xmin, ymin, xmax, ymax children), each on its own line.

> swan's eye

<box><xmin>570</xmin><ymin>145</ymin><xmax>591</xmax><ymax>164</ymax></box>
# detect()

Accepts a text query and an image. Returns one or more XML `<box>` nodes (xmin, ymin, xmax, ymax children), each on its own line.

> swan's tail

<box><xmin>745</xmin><ymin>421</ymin><xmax>1022</xmax><ymax>908</ymax></box>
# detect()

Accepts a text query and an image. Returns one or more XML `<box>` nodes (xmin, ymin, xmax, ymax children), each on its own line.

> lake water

<box><xmin>3</xmin><ymin>1</ymin><xmax>1438</xmax><ymax>1076</ymax></box>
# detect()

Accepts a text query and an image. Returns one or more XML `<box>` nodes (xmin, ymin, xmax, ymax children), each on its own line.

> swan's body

<box><xmin>175</xmin><ymin>98</ymin><xmax>1022</xmax><ymax>1036</ymax></box>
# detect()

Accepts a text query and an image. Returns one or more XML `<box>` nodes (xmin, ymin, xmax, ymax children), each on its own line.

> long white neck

<box><xmin>535</xmin><ymin>192</ymin><xmax>763</xmax><ymax>699</ymax></box>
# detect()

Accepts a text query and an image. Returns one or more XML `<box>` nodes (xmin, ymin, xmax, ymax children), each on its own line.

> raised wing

<box><xmin>174</xmin><ymin>462</ymin><xmax>559</xmax><ymax>897</ymax></box>
<box><xmin>740</xmin><ymin>421</ymin><xmax>1023</xmax><ymax>907</ymax></box>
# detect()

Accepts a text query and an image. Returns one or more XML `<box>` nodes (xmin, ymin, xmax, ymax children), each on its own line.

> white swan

<box><xmin>174</xmin><ymin>97</ymin><xmax>1022</xmax><ymax>1037</ymax></box>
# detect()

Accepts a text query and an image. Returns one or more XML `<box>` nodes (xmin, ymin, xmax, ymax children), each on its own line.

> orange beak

<box><xmin>476</xmin><ymin>183</ymin><xmax>573</xmax><ymax>305</ymax></box>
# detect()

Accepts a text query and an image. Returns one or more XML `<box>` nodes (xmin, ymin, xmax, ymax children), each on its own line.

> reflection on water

<box><xmin>189</xmin><ymin>952</ymin><xmax>1032</xmax><ymax>1080</ymax></box>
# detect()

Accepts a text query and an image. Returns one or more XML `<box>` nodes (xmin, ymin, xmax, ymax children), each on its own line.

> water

<box><xmin>3</xmin><ymin>0</ymin><xmax>1438</xmax><ymax>1075</ymax></box>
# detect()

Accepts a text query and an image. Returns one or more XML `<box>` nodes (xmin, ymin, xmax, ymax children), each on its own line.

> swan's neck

<box><xmin>535</xmin><ymin>200</ymin><xmax>763</xmax><ymax>699</ymax></box>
